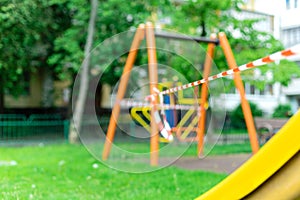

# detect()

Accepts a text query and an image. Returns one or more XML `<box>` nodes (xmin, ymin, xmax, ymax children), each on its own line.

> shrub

<box><xmin>272</xmin><ymin>104</ymin><xmax>292</xmax><ymax>118</ymax></box>
<box><xmin>230</xmin><ymin>102</ymin><xmax>263</xmax><ymax>129</ymax></box>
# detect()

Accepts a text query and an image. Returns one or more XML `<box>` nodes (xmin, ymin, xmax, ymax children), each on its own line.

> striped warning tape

<box><xmin>121</xmin><ymin>44</ymin><xmax>300</xmax><ymax>141</ymax></box>
<box><xmin>153</xmin><ymin>108</ymin><xmax>173</xmax><ymax>141</ymax></box>
<box><xmin>151</xmin><ymin>88</ymin><xmax>173</xmax><ymax>141</ymax></box>
<box><xmin>119</xmin><ymin>99</ymin><xmax>200</xmax><ymax>110</ymax></box>
<box><xmin>119</xmin><ymin>98</ymin><xmax>201</xmax><ymax>141</ymax></box>
<box><xmin>145</xmin><ymin>44</ymin><xmax>300</xmax><ymax>99</ymax></box>
<box><xmin>155</xmin><ymin>87</ymin><xmax>173</xmax><ymax>141</ymax></box>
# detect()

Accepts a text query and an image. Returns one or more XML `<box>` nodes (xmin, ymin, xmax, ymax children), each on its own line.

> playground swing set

<box><xmin>102</xmin><ymin>22</ymin><xmax>260</xmax><ymax>166</ymax></box>
<box><xmin>96</xmin><ymin>21</ymin><xmax>300</xmax><ymax>199</ymax></box>
<box><xmin>130</xmin><ymin>81</ymin><xmax>206</xmax><ymax>143</ymax></box>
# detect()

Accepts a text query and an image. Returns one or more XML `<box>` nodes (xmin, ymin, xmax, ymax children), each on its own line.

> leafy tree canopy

<box><xmin>0</xmin><ymin>0</ymin><xmax>71</xmax><ymax>97</ymax></box>
<box><xmin>48</xmin><ymin>0</ymin><xmax>172</xmax><ymax>85</ymax></box>
<box><xmin>1</xmin><ymin>0</ymin><xmax>299</xmax><ymax>100</ymax></box>
<box><xmin>167</xmin><ymin>0</ymin><xmax>300</xmax><ymax>89</ymax></box>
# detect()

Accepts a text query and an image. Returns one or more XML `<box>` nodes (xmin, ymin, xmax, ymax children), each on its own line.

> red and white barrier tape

<box><xmin>119</xmin><ymin>98</ymin><xmax>200</xmax><ymax>141</ymax></box>
<box><xmin>119</xmin><ymin>99</ymin><xmax>199</xmax><ymax>110</ymax></box>
<box><xmin>153</xmin><ymin>108</ymin><xmax>173</xmax><ymax>141</ymax></box>
<box><xmin>145</xmin><ymin>44</ymin><xmax>300</xmax><ymax>99</ymax></box>
<box><xmin>155</xmin><ymin>87</ymin><xmax>173</xmax><ymax>141</ymax></box>
<box><xmin>122</xmin><ymin>44</ymin><xmax>300</xmax><ymax>141</ymax></box>
<box><xmin>152</xmin><ymin>88</ymin><xmax>173</xmax><ymax>141</ymax></box>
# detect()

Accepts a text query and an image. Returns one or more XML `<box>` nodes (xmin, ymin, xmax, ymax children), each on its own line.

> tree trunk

<box><xmin>69</xmin><ymin>0</ymin><xmax>98</xmax><ymax>143</ymax></box>
<box><xmin>95</xmin><ymin>82</ymin><xmax>102</xmax><ymax>110</ymax></box>
<box><xmin>200</xmin><ymin>19</ymin><xmax>207</xmax><ymax>37</ymax></box>
<box><xmin>42</xmin><ymin>67</ymin><xmax>54</xmax><ymax>107</ymax></box>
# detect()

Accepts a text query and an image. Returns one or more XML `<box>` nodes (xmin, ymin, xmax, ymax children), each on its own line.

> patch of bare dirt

<box><xmin>161</xmin><ymin>154</ymin><xmax>252</xmax><ymax>174</ymax></box>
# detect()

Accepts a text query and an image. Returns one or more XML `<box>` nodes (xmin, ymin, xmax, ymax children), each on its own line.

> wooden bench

<box><xmin>254</xmin><ymin>117</ymin><xmax>289</xmax><ymax>144</ymax></box>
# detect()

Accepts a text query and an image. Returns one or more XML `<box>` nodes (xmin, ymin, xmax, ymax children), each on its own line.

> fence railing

<box><xmin>1</xmin><ymin>112</ymin><xmax>285</xmax><ymax>145</ymax></box>
<box><xmin>0</xmin><ymin>114</ymin><xmax>69</xmax><ymax>140</ymax></box>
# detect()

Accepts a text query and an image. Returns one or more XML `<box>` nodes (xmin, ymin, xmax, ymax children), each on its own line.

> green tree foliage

<box><xmin>48</xmin><ymin>0</ymin><xmax>172</xmax><ymax>84</ymax></box>
<box><xmin>218</xmin><ymin>14</ymin><xmax>300</xmax><ymax>89</ymax></box>
<box><xmin>231</xmin><ymin>102</ymin><xmax>263</xmax><ymax>129</ymax></box>
<box><xmin>170</xmin><ymin>0</ymin><xmax>238</xmax><ymax>36</ymax></box>
<box><xmin>168</xmin><ymin>0</ymin><xmax>300</xmax><ymax>90</ymax></box>
<box><xmin>272</xmin><ymin>104</ymin><xmax>292</xmax><ymax>118</ymax></box>
<box><xmin>1</xmin><ymin>0</ymin><xmax>299</xmax><ymax>111</ymax></box>
<box><xmin>0</xmin><ymin>0</ymin><xmax>72</xmax><ymax>110</ymax></box>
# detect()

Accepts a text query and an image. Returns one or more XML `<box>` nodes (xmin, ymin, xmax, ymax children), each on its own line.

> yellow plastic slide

<box><xmin>196</xmin><ymin>110</ymin><xmax>300</xmax><ymax>200</ymax></box>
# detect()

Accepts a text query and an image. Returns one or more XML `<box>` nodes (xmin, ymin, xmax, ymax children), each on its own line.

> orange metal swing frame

<box><xmin>102</xmin><ymin>22</ymin><xmax>259</xmax><ymax>166</ymax></box>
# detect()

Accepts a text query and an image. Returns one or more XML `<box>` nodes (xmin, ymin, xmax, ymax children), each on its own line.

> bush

<box><xmin>230</xmin><ymin>102</ymin><xmax>263</xmax><ymax>129</ymax></box>
<box><xmin>272</xmin><ymin>104</ymin><xmax>292</xmax><ymax>118</ymax></box>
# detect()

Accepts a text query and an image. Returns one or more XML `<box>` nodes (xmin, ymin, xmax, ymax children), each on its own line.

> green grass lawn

<box><xmin>221</xmin><ymin>129</ymin><xmax>248</xmax><ymax>134</ymax></box>
<box><xmin>0</xmin><ymin>143</ymin><xmax>230</xmax><ymax>200</ymax></box>
<box><xmin>115</xmin><ymin>141</ymin><xmax>252</xmax><ymax>156</ymax></box>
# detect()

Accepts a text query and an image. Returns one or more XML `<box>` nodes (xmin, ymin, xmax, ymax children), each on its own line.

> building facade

<box><xmin>279</xmin><ymin>0</ymin><xmax>300</xmax><ymax>113</ymax></box>
<box><xmin>5</xmin><ymin>68</ymin><xmax>70</xmax><ymax>109</ymax></box>
<box><xmin>228</xmin><ymin>0</ymin><xmax>300</xmax><ymax>115</ymax></box>
<box><xmin>250</xmin><ymin>0</ymin><xmax>300</xmax><ymax>114</ymax></box>
<box><xmin>223</xmin><ymin>7</ymin><xmax>285</xmax><ymax>116</ymax></box>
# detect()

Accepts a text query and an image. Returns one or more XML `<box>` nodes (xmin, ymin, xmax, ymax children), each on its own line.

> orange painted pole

<box><xmin>145</xmin><ymin>22</ymin><xmax>159</xmax><ymax>166</ymax></box>
<box><xmin>197</xmin><ymin>34</ymin><xmax>217</xmax><ymax>156</ymax></box>
<box><xmin>218</xmin><ymin>32</ymin><xmax>259</xmax><ymax>154</ymax></box>
<box><xmin>102</xmin><ymin>24</ymin><xmax>145</xmax><ymax>160</ymax></box>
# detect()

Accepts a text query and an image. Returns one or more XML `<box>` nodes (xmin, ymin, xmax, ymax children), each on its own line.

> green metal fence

<box><xmin>0</xmin><ymin>114</ymin><xmax>69</xmax><ymax>140</ymax></box>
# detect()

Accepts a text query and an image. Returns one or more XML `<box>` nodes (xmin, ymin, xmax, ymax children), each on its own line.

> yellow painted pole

<box><xmin>145</xmin><ymin>22</ymin><xmax>159</xmax><ymax>166</ymax></box>
<box><xmin>102</xmin><ymin>24</ymin><xmax>145</xmax><ymax>160</ymax></box>
<box><xmin>218</xmin><ymin>32</ymin><xmax>259</xmax><ymax>154</ymax></box>
<box><xmin>197</xmin><ymin>34</ymin><xmax>217</xmax><ymax>156</ymax></box>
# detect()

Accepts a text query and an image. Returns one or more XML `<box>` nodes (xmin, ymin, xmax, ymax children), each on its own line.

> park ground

<box><xmin>0</xmin><ymin>142</ymin><xmax>252</xmax><ymax>199</ymax></box>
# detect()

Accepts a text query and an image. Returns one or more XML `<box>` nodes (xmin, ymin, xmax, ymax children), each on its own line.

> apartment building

<box><xmin>227</xmin><ymin>0</ymin><xmax>300</xmax><ymax>115</ymax></box>
<box><xmin>223</xmin><ymin>6</ymin><xmax>283</xmax><ymax>116</ymax></box>
<box><xmin>243</xmin><ymin>0</ymin><xmax>300</xmax><ymax>113</ymax></box>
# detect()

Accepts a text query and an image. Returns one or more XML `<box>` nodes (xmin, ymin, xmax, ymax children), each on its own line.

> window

<box><xmin>296</xmin><ymin>27</ymin><xmax>300</xmax><ymax>43</ymax></box>
<box><xmin>265</xmin><ymin>84</ymin><xmax>273</xmax><ymax>95</ymax></box>
<box><xmin>281</xmin><ymin>27</ymin><xmax>300</xmax><ymax>47</ymax></box>
<box><xmin>250</xmin><ymin>85</ymin><xmax>255</xmax><ymax>95</ymax></box>
<box><xmin>245</xmin><ymin>83</ymin><xmax>251</xmax><ymax>95</ymax></box>
<box><xmin>286</xmin><ymin>0</ymin><xmax>291</xmax><ymax>9</ymax></box>
<box><xmin>245</xmin><ymin>83</ymin><xmax>259</xmax><ymax>95</ymax></box>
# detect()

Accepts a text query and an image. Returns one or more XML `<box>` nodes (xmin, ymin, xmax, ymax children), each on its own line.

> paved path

<box><xmin>164</xmin><ymin>154</ymin><xmax>252</xmax><ymax>174</ymax></box>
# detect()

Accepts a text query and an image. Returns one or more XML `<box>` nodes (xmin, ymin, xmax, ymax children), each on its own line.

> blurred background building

<box><xmin>238</xmin><ymin>0</ymin><xmax>300</xmax><ymax>114</ymax></box>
